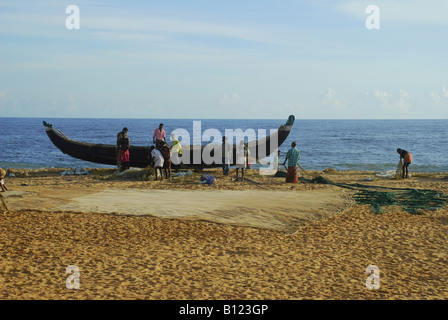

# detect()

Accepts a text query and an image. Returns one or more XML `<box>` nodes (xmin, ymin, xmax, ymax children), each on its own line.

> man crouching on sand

<box><xmin>150</xmin><ymin>146</ymin><xmax>165</xmax><ymax>180</ymax></box>
<box><xmin>0</xmin><ymin>168</ymin><xmax>8</xmax><ymax>192</ymax></box>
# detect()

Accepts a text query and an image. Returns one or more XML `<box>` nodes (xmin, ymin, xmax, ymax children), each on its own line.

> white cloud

<box><xmin>337</xmin><ymin>0</ymin><xmax>448</xmax><ymax>26</ymax></box>
<box><xmin>428</xmin><ymin>85</ymin><xmax>448</xmax><ymax>104</ymax></box>
<box><xmin>441</xmin><ymin>85</ymin><xmax>448</xmax><ymax>98</ymax></box>
<box><xmin>428</xmin><ymin>92</ymin><xmax>440</xmax><ymax>104</ymax></box>
<box><xmin>0</xmin><ymin>89</ymin><xmax>18</xmax><ymax>112</ymax></box>
<box><xmin>399</xmin><ymin>89</ymin><xmax>409</xmax><ymax>99</ymax></box>
<box><xmin>85</xmin><ymin>15</ymin><xmax>286</xmax><ymax>44</ymax></box>
<box><xmin>372</xmin><ymin>90</ymin><xmax>390</xmax><ymax>107</ymax></box>
<box><xmin>0</xmin><ymin>5</ymin><xmax>293</xmax><ymax>45</ymax></box>
<box><xmin>395</xmin><ymin>90</ymin><xmax>411</xmax><ymax>112</ymax></box>
<box><xmin>66</xmin><ymin>94</ymin><xmax>78</xmax><ymax>113</ymax></box>
<box><xmin>219</xmin><ymin>93</ymin><xmax>242</xmax><ymax>115</ymax></box>
<box><xmin>363</xmin><ymin>89</ymin><xmax>410</xmax><ymax>113</ymax></box>
<box><xmin>320</xmin><ymin>88</ymin><xmax>349</xmax><ymax>110</ymax></box>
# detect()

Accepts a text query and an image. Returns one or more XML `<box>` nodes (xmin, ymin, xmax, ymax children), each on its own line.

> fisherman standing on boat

<box><xmin>153</xmin><ymin>123</ymin><xmax>166</xmax><ymax>148</ymax></box>
<box><xmin>116</xmin><ymin>127</ymin><xmax>128</xmax><ymax>171</ymax></box>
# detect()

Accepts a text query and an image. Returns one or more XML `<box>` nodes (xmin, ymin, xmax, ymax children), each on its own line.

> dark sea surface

<box><xmin>1</xmin><ymin>117</ymin><xmax>447</xmax><ymax>173</ymax></box>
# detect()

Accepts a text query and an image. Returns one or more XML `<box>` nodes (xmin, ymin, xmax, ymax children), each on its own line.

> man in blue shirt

<box><xmin>283</xmin><ymin>142</ymin><xmax>301</xmax><ymax>183</ymax></box>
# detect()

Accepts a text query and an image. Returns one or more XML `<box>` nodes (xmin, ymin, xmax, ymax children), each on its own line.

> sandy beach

<box><xmin>1</xmin><ymin>167</ymin><xmax>447</xmax><ymax>300</ymax></box>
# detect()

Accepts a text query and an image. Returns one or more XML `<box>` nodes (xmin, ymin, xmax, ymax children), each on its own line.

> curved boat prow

<box><xmin>251</xmin><ymin>114</ymin><xmax>295</xmax><ymax>160</ymax></box>
<box><xmin>43</xmin><ymin>121</ymin><xmax>53</xmax><ymax>129</ymax></box>
<box><xmin>285</xmin><ymin>115</ymin><xmax>295</xmax><ymax>127</ymax></box>
<box><xmin>43</xmin><ymin>120</ymin><xmax>127</xmax><ymax>167</ymax></box>
<box><xmin>279</xmin><ymin>114</ymin><xmax>295</xmax><ymax>145</ymax></box>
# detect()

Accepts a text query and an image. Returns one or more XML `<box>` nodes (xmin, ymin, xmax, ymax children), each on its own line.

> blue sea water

<box><xmin>0</xmin><ymin>117</ymin><xmax>447</xmax><ymax>173</ymax></box>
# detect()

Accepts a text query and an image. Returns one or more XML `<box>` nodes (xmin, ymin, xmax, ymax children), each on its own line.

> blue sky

<box><xmin>0</xmin><ymin>0</ymin><xmax>447</xmax><ymax>119</ymax></box>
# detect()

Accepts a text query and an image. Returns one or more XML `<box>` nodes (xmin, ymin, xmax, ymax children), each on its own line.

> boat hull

<box><xmin>43</xmin><ymin>116</ymin><xmax>295</xmax><ymax>169</ymax></box>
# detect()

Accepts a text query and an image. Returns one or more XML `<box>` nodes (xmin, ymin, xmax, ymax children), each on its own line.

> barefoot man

<box><xmin>397</xmin><ymin>148</ymin><xmax>413</xmax><ymax>178</ymax></box>
<box><xmin>283</xmin><ymin>142</ymin><xmax>301</xmax><ymax>183</ymax></box>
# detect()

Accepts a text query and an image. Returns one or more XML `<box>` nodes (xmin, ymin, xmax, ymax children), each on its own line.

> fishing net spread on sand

<box><xmin>299</xmin><ymin>176</ymin><xmax>447</xmax><ymax>214</ymax></box>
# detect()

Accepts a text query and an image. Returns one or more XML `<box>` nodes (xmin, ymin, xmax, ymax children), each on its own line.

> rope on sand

<box><xmin>242</xmin><ymin>177</ymin><xmax>260</xmax><ymax>185</ymax></box>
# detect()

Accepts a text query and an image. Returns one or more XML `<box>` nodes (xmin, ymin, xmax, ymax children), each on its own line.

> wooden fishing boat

<box><xmin>43</xmin><ymin>115</ymin><xmax>295</xmax><ymax>169</ymax></box>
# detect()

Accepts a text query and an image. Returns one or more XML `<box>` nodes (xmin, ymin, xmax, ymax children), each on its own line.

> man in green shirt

<box><xmin>283</xmin><ymin>142</ymin><xmax>301</xmax><ymax>183</ymax></box>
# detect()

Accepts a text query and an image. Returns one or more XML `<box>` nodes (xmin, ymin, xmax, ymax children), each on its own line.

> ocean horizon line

<box><xmin>1</xmin><ymin>116</ymin><xmax>448</xmax><ymax>121</ymax></box>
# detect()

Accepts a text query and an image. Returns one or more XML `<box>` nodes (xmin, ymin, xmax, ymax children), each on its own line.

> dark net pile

<box><xmin>299</xmin><ymin>176</ymin><xmax>447</xmax><ymax>214</ymax></box>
